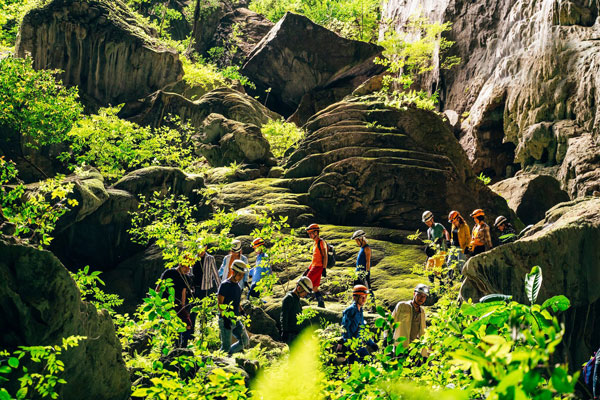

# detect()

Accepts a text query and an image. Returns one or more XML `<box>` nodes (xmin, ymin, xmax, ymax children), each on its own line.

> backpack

<box><xmin>582</xmin><ymin>351</ymin><xmax>596</xmax><ymax>391</ymax></box>
<box><xmin>317</xmin><ymin>238</ymin><xmax>336</xmax><ymax>268</ymax></box>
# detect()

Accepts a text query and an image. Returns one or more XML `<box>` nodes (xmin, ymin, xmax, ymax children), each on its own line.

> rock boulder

<box><xmin>460</xmin><ymin>197</ymin><xmax>600</xmax><ymax>369</ymax></box>
<box><xmin>0</xmin><ymin>239</ymin><xmax>130</xmax><ymax>399</ymax></box>
<box><xmin>16</xmin><ymin>0</ymin><xmax>183</xmax><ymax>109</ymax></box>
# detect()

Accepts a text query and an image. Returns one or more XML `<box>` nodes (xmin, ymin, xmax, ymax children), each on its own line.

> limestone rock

<box><xmin>194</xmin><ymin>113</ymin><xmax>273</xmax><ymax>166</ymax></box>
<box><xmin>0</xmin><ymin>239</ymin><xmax>130</xmax><ymax>399</ymax></box>
<box><xmin>284</xmin><ymin>97</ymin><xmax>517</xmax><ymax>231</ymax></box>
<box><xmin>382</xmin><ymin>0</ymin><xmax>600</xmax><ymax>195</ymax></box>
<box><xmin>189</xmin><ymin>0</ymin><xmax>249</xmax><ymax>54</ymax></box>
<box><xmin>16</xmin><ymin>0</ymin><xmax>183</xmax><ymax>109</ymax></box>
<box><xmin>242</xmin><ymin>301</ymin><xmax>279</xmax><ymax>341</ymax></box>
<box><xmin>490</xmin><ymin>173</ymin><xmax>570</xmax><ymax>225</ymax></box>
<box><xmin>241</xmin><ymin>12</ymin><xmax>384</xmax><ymax>116</ymax></box>
<box><xmin>119</xmin><ymin>87</ymin><xmax>280</xmax><ymax>129</ymax></box>
<box><xmin>460</xmin><ymin>197</ymin><xmax>600</xmax><ymax>368</ymax></box>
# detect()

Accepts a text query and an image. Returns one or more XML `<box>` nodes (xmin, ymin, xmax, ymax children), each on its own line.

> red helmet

<box><xmin>306</xmin><ymin>223</ymin><xmax>320</xmax><ymax>232</ymax></box>
<box><xmin>448</xmin><ymin>210</ymin><xmax>459</xmax><ymax>222</ymax></box>
<box><xmin>470</xmin><ymin>209</ymin><xmax>485</xmax><ymax>218</ymax></box>
<box><xmin>352</xmin><ymin>285</ymin><xmax>369</xmax><ymax>296</ymax></box>
<box><xmin>252</xmin><ymin>237</ymin><xmax>265</xmax><ymax>248</ymax></box>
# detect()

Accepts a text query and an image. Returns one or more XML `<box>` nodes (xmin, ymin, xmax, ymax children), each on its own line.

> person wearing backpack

<box><xmin>305</xmin><ymin>223</ymin><xmax>328</xmax><ymax>308</ymax></box>
<box><xmin>352</xmin><ymin>230</ymin><xmax>375</xmax><ymax>298</ymax></box>
<box><xmin>583</xmin><ymin>347</ymin><xmax>600</xmax><ymax>398</ymax></box>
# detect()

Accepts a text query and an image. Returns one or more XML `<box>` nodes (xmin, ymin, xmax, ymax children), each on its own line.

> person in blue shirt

<box><xmin>219</xmin><ymin>239</ymin><xmax>249</xmax><ymax>290</ymax></box>
<box><xmin>352</xmin><ymin>230</ymin><xmax>372</xmax><ymax>288</ymax></box>
<box><xmin>247</xmin><ymin>237</ymin><xmax>272</xmax><ymax>299</ymax></box>
<box><xmin>340</xmin><ymin>285</ymin><xmax>378</xmax><ymax>364</ymax></box>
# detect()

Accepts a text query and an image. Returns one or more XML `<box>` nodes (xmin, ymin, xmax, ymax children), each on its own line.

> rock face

<box><xmin>190</xmin><ymin>0</ymin><xmax>249</xmax><ymax>54</ymax></box>
<box><xmin>193</xmin><ymin>113</ymin><xmax>273</xmax><ymax>166</ymax></box>
<box><xmin>119</xmin><ymin>87</ymin><xmax>280</xmax><ymax>129</ymax></box>
<box><xmin>460</xmin><ymin>197</ymin><xmax>600</xmax><ymax>369</ymax></box>
<box><xmin>241</xmin><ymin>12</ymin><xmax>385</xmax><ymax>116</ymax></box>
<box><xmin>205</xmin><ymin>8</ymin><xmax>274</xmax><ymax>67</ymax></box>
<box><xmin>284</xmin><ymin>96</ymin><xmax>516</xmax><ymax>231</ymax></box>
<box><xmin>0</xmin><ymin>239</ymin><xmax>130</xmax><ymax>400</ymax></box>
<box><xmin>382</xmin><ymin>0</ymin><xmax>600</xmax><ymax>196</ymax></box>
<box><xmin>490</xmin><ymin>173</ymin><xmax>570</xmax><ymax>225</ymax></box>
<box><xmin>16</xmin><ymin>0</ymin><xmax>183</xmax><ymax>109</ymax></box>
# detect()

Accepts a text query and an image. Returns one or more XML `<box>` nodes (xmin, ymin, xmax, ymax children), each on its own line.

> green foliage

<box><xmin>60</xmin><ymin>107</ymin><xmax>196</xmax><ymax>182</ymax></box>
<box><xmin>0</xmin><ymin>56</ymin><xmax>82</xmax><ymax>150</ymax></box>
<box><xmin>260</xmin><ymin>119</ymin><xmax>305</xmax><ymax>158</ymax></box>
<box><xmin>0</xmin><ymin>157</ymin><xmax>78</xmax><ymax>248</ymax></box>
<box><xmin>0</xmin><ymin>0</ymin><xmax>45</xmax><ymax>47</ymax></box>
<box><xmin>70</xmin><ymin>266</ymin><xmax>124</xmax><ymax>314</ymax></box>
<box><xmin>477</xmin><ymin>172</ymin><xmax>492</xmax><ymax>185</ymax></box>
<box><xmin>375</xmin><ymin>16</ymin><xmax>460</xmax><ymax>111</ymax></box>
<box><xmin>181</xmin><ymin>55</ymin><xmax>255</xmax><ymax>93</ymax></box>
<box><xmin>249</xmin><ymin>0</ymin><xmax>381</xmax><ymax>42</ymax></box>
<box><xmin>0</xmin><ymin>336</ymin><xmax>86</xmax><ymax>400</ymax></box>
<box><xmin>129</xmin><ymin>192</ymin><xmax>236</xmax><ymax>268</ymax></box>
<box><xmin>524</xmin><ymin>265</ymin><xmax>542</xmax><ymax>305</ymax></box>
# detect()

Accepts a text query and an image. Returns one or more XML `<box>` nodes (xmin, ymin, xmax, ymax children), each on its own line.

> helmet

<box><xmin>494</xmin><ymin>216</ymin><xmax>507</xmax><ymax>228</ymax></box>
<box><xmin>470</xmin><ymin>209</ymin><xmax>485</xmax><ymax>218</ymax></box>
<box><xmin>422</xmin><ymin>210</ymin><xmax>433</xmax><ymax>223</ymax></box>
<box><xmin>351</xmin><ymin>230</ymin><xmax>366</xmax><ymax>240</ymax></box>
<box><xmin>414</xmin><ymin>284</ymin><xmax>429</xmax><ymax>295</ymax></box>
<box><xmin>353</xmin><ymin>285</ymin><xmax>369</xmax><ymax>296</ymax></box>
<box><xmin>297</xmin><ymin>276</ymin><xmax>313</xmax><ymax>293</ymax></box>
<box><xmin>231</xmin><ymin>239</ymin><xmax>242</xmax><ymax>252</ymax></box>
<box><xmin>252</xmin><ymin>237</ymin><xmax>265</xmax><ymax>248</ymax></box>
<box><xmin>231</xmin><ymin>259</ymin><xmax>248</xmax><ymax>274</ymax></box>
<box><xmin>448</xmin><ymin>210</ymin><xmax>459</xmax><ymax>222</ymax></box>
<box><xmin>306</xmin><ymin>223</ymin><xmax>320</xmax><ymax>233</ymax></box>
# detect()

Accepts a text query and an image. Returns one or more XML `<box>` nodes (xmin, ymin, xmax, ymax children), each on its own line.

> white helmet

<box><xmin>231</xmin><ymin>259</ymin><xmax>248</xmax><ymax>274</ymax></box>
<box><xmin>297</xmin><ymin>276</ymin><xmax>313</xmax><ymax>293</ymax></box>
<box><xmin>231</xmin><ymin>239</ymin><xmax>242</xmax><ymax>252</ymax></box>
<box><xmin>414</xmin><ymin>283</ymin><xmax>430</xmax><ymax>295</ymax></box>
<box><xmin>422</xmin><ymin>210</ymin><xmax>433</xmax><ymax>223</ymax></box>
<box><xmin>351</xmin><ymin>230</ymin><xmax>366</xmax><ymax>240</ymax></box>
<box><xmin>494</xmin><ymin>216</ymin><xmax>507</xmax><ymax>228</ymax></box>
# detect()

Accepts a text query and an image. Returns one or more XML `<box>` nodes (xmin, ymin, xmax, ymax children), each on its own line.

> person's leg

<box><xmin>247</xmin><ymin>283</ymin><xmax>259</xmax><ymax>299</ymax></box>
<box><xmin>229</xmin><ymin>320</ymin><xmax>249</xmax><ymax>354</ymax></box>
<box><xmin>218</xmin><ymin>317</ymin><xmax>232</xmax><ymax>352</ymax></box>
<box><xmin>316</xmin><ymin>291</ymin><xmax>325</xmax><ymax>308</ymax></box>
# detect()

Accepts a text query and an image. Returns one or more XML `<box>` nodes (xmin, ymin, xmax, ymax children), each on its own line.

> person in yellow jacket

<box><xmin>467</xmin><ymin>209</ymin><xmax>493</xmax><ymax>256</ymax></box>
<box><xmin>390</xmin><ymin>284</ymin><xmax>429</xmax><ymax>355</ymax></box>
<box><xmin>448</xmin><ymin>210</ymin><xmax>470</xmax><ymax>252</ymax></box>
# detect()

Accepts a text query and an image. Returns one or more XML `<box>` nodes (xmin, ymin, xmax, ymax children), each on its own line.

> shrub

<box><xmin>260</xmin><ymin>119</ymin><xmax>305</xmax><ymax>158</ymax></box>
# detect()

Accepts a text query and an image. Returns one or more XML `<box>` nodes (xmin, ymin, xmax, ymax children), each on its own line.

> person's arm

<box><xmin>444</xmin><ymin>227</ymin><xmax>450</xmax><ymax>241</ymax></box>
<box><xmin>484</xmin><ymin>225</ymin><xmax>493</xmax><ymax>250</ymax></box>
<box><xmin>365</xmin><ymin>246</ymin><xmax>371</xmax><ymax>272</ymax></box>
<box><xmin>281</xmin><ymin>296</ymin><xmax>291</xmax><ymax>332</ymax></box>
<box><xmin>321</xmin><ymin>240</ymin><xmax>328</xmax><ymax>269</ymax></box>
<box><xmin>217</xmin><ymin>294</ymin><xmax>225</xmax><ymax>315</ymax></box>
<box><xmin>218</xmin><ymin>257</ymin><xmax>226</xmax><ymax>280</ymax></box>
<box><xmin>594</xmin><ymin>351</ymin><xmax>600</xmax><ymax>399</ymax></box>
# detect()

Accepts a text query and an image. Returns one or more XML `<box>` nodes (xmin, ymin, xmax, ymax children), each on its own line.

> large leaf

<box><xmin>524</xmin><ymin>266</ymin><xmax>542</xmax><ymax>305</ymax></box>
<box><xmin>541</xmin><ymin>295</ymin><xmax>570</xmax><ymax>312</ymax></box>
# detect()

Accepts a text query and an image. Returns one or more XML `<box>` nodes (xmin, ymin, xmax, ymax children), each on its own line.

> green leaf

<box><xmin>551</xmin><ymin>367</ymin><xmax>575</xmax><ymax>393</ymax></box>
<box><xmin>0</xmin><ymin>366</ymin><xmax>11</xmax><ymax>374</ymax></box>
<box><xmin>7</xmin><ymin>357</ymin><xmax>18</xmax><ymax>368</ymax></box>
<box><xmin>541</xmin><ymin>295</ymin><xmax>570</xmax><ymax>312</ymax></box>
<box><xmin>524</xmin><ymin>266</ymin><xmax>543</xmax><ymax>305</ymax></box>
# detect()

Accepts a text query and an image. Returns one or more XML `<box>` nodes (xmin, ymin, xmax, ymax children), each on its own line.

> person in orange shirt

<box><xmin>305</xmin><ymin>223</ymin><xmax>327</xmax><ymax>308</ymax></box>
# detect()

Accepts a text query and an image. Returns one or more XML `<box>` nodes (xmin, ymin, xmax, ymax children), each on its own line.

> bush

<box><xmin>260</xmin><ymin>119</ymin><xmax>305</xmax><ymax>158</ymax></box>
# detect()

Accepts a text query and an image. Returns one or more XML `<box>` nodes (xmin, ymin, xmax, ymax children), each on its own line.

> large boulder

<box><xmin>241</xmin><ymin>12</ymin><xmax>384</xmax><ymax>116</ymax></box>
<box><xmin>189</xmin><ymin>0</ymin><xmax>249</xmax><ymax>54</ymax></box>
<box><xmin>16</xmin><ymin>0</ymin><xmax>183</xmax><ymax>110</ymax></box>
<box><xmin>382</xmin><ymin>0</ymin><xmax>600</xmax><ymax>195</ymax></box>
<box><xmin>0</xmin><ymin>239</ymin><xmax>130</xmax><ymax>399</ymax></box>
<box><xmin>193</xmin><ymin>113</ymin><xmax>273</xmax><ymax>166</ymax></box>
<box><xmin>460</xmin><ymin>197</ymin><xmax>600</xmax><ymax>369</ymax></box>
<box><xmin>284</xmin><ymin>97</ymin><xmax>517</xmax><ymax>231</ymax></box>
<box><xmin>119</xmin><ymin>87</ymin><xmax>280</xmax><ymax>129</ymax></box>
<box><xmin>490</xmin><ymin>173</ymin><xmax>570</xmax><ymax>225</ymax></box>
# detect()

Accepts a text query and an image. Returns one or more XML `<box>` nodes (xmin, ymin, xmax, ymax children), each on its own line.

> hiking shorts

<box><xmin>307</xmin><ymin>266</ymin><xmax>323</xmax><ymax>288</ymax></box>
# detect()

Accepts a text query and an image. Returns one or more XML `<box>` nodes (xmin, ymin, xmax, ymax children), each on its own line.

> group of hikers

<box><xmin>156</xmin><ymin>207</ymin><xmax>522</xmax><ymax>363</ymax></box>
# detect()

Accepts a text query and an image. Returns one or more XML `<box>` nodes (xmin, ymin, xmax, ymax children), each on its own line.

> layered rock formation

<box><xmin>284</xmin><ymin>96</ymin><xmax>516</xmax><ymax>231</ymax></box>
<box><xmin>16</xmin><ymin>0</ymin><xmax>183</xmax><ymax>109</ymax></box>
<box><xmin>0</xmin><ymin>239</ymin><xmax>130</xmax><ymax>399</ymax></box>
<box><xmin>382</xmin><ymin>0</ymin><xmax>600</xmax><ymax>196</ymax></box>
<box><xmin>460</xmin><ymin>197</ymin><xmax>600</xmax><ymax>369</ymax></box>
<box><xmin>242</xmin><ymin>12</ymin><xmax>385</xmax><ymax>116</ymax></box>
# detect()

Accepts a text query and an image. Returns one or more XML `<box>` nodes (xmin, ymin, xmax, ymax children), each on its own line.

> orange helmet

<box><xmin>306</xmin><ymin>223</ymin><xmax>320</xmax><ymax>232</ymax></box>
<box><xmin>252</xmin><ymin>237</ymin><xmax>265</xmax><ymax>248</ymax></box>
<box><xmin>448</xmin><ymin>210</ymin><xmax>459</xmax><ymax>222</ymax></box>
<box><xmin>352</xmin><ymin>285</ymin><xmax>369</xmax><ymax>296</ymax></box>
<box><xmin>470</xmin><ymin>209</ymin><xmax>485</xmax><ymax>218</ymax></box>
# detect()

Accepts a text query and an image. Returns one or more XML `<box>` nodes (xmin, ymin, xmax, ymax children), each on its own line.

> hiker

<box><xmin>219</xmin><ymin>239</ymin><xmax>249</xmax><ymax>290</ymax></box>
<box><xmin>422</xmin><ymin>210</ymin><xmax>450</xmax><ymax>251</ymax></box>
<box><xmin>493</xmin><ymin>216</ymin><xmax>517</xmax><ymax>244</ymax></box>
<box><xmin>466</xmin><ymin>209</ymin><xmax>493</xmax><ymax>256</ymax></box>
<box><xmin>217</xmin><ymin>259</ymin><xmax>249</xmax><ymax>355</ymax></box>
<box><xmin>157</xmin><ymin>254</ymin><xmax>195</xmax><ymax>348</ymax></box>
<box><xmin>305</xmin><ymin>223</ymin><xmax>327</xmax><ymax>308</ymax></box>
<box><xmin>280</xmin><ymin>276</ymin><xmax>313</xmax><ymax>344</ymax></box>
<box><xmin>352</xmin><ymin>230</ymin><xmax>373</xmax><ymax>290</ymax></box>
<box><xmin>340</xmin><ymin>285</ymin><xmax>378</xmax><ymax>364</ymax></box>
<box><xmin>247</xmin><ymin>237</ymin><xmax>272</xmax><ymax>299</ymax></box>
<box><xmin>191</xmin><ymin>240</ymin><xmax>219</xmax><ymax>300</ymax></box>
<box><xmin>390</xmin><ymin>284</ymin><xmax>429</xmax><ymax>355</ymax></box>
<box><xmin>595</xmin><ymin>348</ymin><xmax>600</xmax><ymax>399</ymax></box>
<box><xmin>448</xmin><ymin>210</ymin><xmax>470</xmax><ymax>252</ymax></box>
